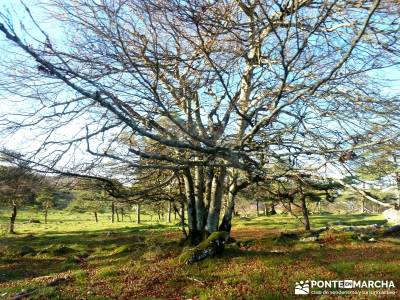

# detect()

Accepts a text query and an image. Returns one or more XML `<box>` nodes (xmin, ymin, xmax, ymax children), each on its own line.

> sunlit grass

<box><xmin>0</xmin><ymin>211</ymin><xmax>398</xmax><ymax>299</ymax></box>
<box><xmin>0</xmin><ymin>208</ymin><xmax>178</xmax><ymax>236</ymax></box>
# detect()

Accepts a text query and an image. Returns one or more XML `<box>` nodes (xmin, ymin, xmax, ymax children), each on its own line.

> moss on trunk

<box><xmin>178</xmin><ymin>231</ymin><xmax>229</xmax><ymax>264</ymax></box>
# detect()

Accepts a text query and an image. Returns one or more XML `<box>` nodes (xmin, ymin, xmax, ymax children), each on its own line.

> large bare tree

<box><xmin>0</xmin><ymin>0</ymin><xmax>399</xmax><ymax>242</ymax></box>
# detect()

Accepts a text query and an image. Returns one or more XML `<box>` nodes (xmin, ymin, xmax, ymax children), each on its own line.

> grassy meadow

<box><xmin>0</xmin><ymin>209</ymin><xmax>399</xmax><ymax>299</ymax></box>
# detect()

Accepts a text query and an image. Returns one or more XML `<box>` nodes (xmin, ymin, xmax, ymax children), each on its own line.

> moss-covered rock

<box><xmin>178</xmin><ymin>231</ymin><xmax>229</xmax><ymax>264</ymax></box>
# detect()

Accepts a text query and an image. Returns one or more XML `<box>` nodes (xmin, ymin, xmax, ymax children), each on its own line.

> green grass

<box><xmin>0</xmin><ymin>210</ymin><xmax>399</xmax><ymax>299</ymax></box>
<box><xmin>234</xmin><ymin>213</ymin><xmax>387</xmax><ymax>230</ymax></box>
<box><xmin>0</xmin><ymin>208</ymin><xmax>173</xmax><ymax>236</ymax></box>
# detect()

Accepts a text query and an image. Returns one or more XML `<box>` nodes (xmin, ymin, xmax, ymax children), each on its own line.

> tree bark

<box><xmin>204</xmin><ymin>167</ymin><xmax>214</xmax><ymax>211</ymax></box>
<box><xmin>180</xmin><ymin>202</ymin><xmax>187</xmax><ymax>239</ymax></box>
<box><xmin>111</xmin><ymin>202</ymin><xmax>115</xmax><ymax>223</ymax></box>
<box><xmin>194</xmin><ymin>164</ymin><xmax>206</xmax><ymax>237</ymax></box>
<box><xmin>44</xmin><ymin>207</ymin><xmax>48</xmax><ymax>224</ymax></box>
<box><xmin>219</xmin><ymin>177</ymin><xmax>237</xmax><ymax>233</ymax></box>
<box><xmin>219</xmin><ymin>176</ymin><xmax>249</xmax><ymax>233</ymax></box>
<box><xmin>121</xmin><ymin>208</ymin><xmax>124</xmax><ymax>222</ymax></box>
<box><xmin>136</xmin><ymin>203</ymin><xmax>141</xmax><ymax>224</ymax></box>
<box><xmin>94</xmin><ymin>211</ymin><xmax>98</xmax><ymax>223</ymax></box>
<box><xmin>9</xmin><ymin>203</ymin><xmax>17</xmax><ymax>234</ymax></box>
<box><xmin>256</xmin><ymin>198</ymin><xmax>260</xmax><ymax>216</ymax></box>
<box><xmin>183</xmin><ymin>169</ymin><xmax>200</xmax><ymax>244</ymax></box>
<box><xmin>206</xmin><ymin>167</ymin><xmax>226</xmax><ymax>234</ymax></box>
<box><xmin>116</xmin><ymin>207</ymin><xmax>120</xmax><ymax>222</ymax></box>
<box><xmin>301</xmin><ymin>193</ymin><xmax>311</xmax><ymax>231</ymax></box>
<box><xmin>168</xmin><ymin>201</ymin><xmax>172</xmax><ymax>223</ymax></box>
<box><xmin>270</xmin><ymin>202</ymin><xmax>277</xmax><ymax>215</ymax></box>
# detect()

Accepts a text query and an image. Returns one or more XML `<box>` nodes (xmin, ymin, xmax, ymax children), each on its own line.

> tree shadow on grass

<box><xmin>238</xmin><ymin>214</ymin><xmax>387</xmax><ymax>228</ymax></box>
<box><xmin>0</xmin><ymin>225</ymin><xmax>182</xmax><ymax>284</ymax></box>
<box><xmin>0</xmin><ymin>256</ymin><xmax>78</xmax><ymax>283</ymax></box>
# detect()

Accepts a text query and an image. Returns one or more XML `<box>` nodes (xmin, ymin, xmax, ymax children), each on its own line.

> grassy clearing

<box><xmin>0</xmin><ymin>209</ymin><xmax>168</xmax><ymax>236</ymax></box>
<box><xmin>0</xmin><ymin>211</ymin><xmax>399</xmax><ymax>299</ymax></box>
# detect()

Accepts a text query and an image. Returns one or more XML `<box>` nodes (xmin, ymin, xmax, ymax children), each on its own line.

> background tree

<box><xmin>0</xmin><ymin>152</ymin><xmax>40</xmax><ymax>233</ymax></box>
<box><xmin>355</xmin><ymin>142</ymin><xmax>400</xmax><ymax>206</ymax></box>
<box><xmin>70</xmin><ymin>191</ymin><xmax>107</xmax><ymax>223</ymax></box>
<box><xmin>35</xmin><ymin>189</ymin><xmax>56</xmax><ymax>224</ymax></box>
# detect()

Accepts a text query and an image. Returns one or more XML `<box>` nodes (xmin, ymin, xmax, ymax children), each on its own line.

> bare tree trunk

<box><xmin>180</xmin><ymin>202</ymin><xmax>187</xmax><ymax>239</ymax></box>
<box><xmin>183</xmin><ymin>169</ymin><xmax>200</xmax><ymax>244</ymax></box>
<box><xmin>116</xmin><ymin>207</ymin><xmax>120</xmax><ymax>222</ymax></box>
<box><xmin>44</xmin><ymin>207</ymin><xmax>48</xmax><ymax>224</ymax></box>
<box><xmin>121</xmin><ymin>208</ymin><xmax>124</xmax><ymax>222</ymax></box>
<box><xmin>194</xmin><ymin>164</ymin><xmax>206</xmax><ymax>237</ymax></box>
<box><xmin>270</xmin><ymin>202</ymin><xmax>277</xmax><ymax>215</ymax></box>
<box><xmin>219</xmin><ymin>177</ymin><xmax>237</xmax><ymax>233</ymax></box>
<box><xmin>220</xmin><ymin>176</ymin><xmax>249</xmax><ymax>233</ymax></box>
<box><xmin>206</xmin><ymin>167</ymin><xmax>226</xmax><ymax>234</ymax></box>
<box><xmin>94</xmin><ymin>211</ymin><xmax>98</xmax><ymax>223</ymax></box>
<box><xmin>300</xmin><ymin>193</ymin><xmax>311</xmax><ymax>231</ymax></box>
<box><xmin>204</xmin><ymin>167</ymin><xmax>214</xmax><ymax>210</ymax></box>
<box><xmin>136</xmin><ymin>204</ymin><xmax>141</xmax><ymax>224</ymax></box>
<box><xmin>168</xmin><ymin>201</ymin><xmax>172</xmax><ymax>223</ymax></box>
<box><xmin>9</xmin><ymin>203</ymin><xmax>17</xmax><ymax>234</ymax></box>
<box><xmin>111</xmin><ymin>202</ymin><xmax>115</xmax><ymax>223</ymax></box>
<box><xmin>256</xmin><ymin>198</ymin><xmax>260</xmax><ymax>216</ymax></box>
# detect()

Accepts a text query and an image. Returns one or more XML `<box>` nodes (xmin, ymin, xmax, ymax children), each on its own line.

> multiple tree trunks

<box><xmin>182</xmin><ymin>166</ymin><xmax>224</xmax><ymax>244</ymax></box>
<box><xmin>180</xmin><ymin>166</ymin><xmax>252</xmax><ymax>245</ymax></box>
